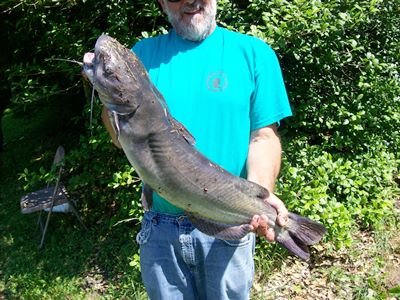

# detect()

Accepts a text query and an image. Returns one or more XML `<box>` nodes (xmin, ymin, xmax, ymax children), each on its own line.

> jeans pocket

<box><xmin>136</xmin><ymin>218</ymin><xmax>152</xmax><ymax>245</ymax></box>
<box><xmin>222</xmin><ymin>233</ymin><xmax>254</xmax><ymax>247</ymax></box>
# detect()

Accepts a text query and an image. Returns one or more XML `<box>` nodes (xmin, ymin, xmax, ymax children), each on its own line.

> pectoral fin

<box><xmin>187</xmin><ymin>213</ymin><xmax>252</xmax><ymax>240</ymax></box>
<box><xmin>108</xmin><ymin>110</ymin><xmax>120</xmax><ymax>139</ymax></box>
<box><xmin>140</xmin><ymin>182</ymin><xmax>153</xmax><ymax>210</ymax></box>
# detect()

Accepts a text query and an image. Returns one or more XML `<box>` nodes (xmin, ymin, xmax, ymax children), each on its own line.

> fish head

<box><xmin>83</xmin><ymin>34</ymin><xmax>149</xmax><ymax>115</ymax></box>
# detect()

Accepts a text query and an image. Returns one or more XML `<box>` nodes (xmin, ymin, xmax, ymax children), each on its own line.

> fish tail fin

<box><xmin>276</xmin><ymin>212</ymin><xmax>327</xmax><ymax>261</ymax></box>
<box><xmin>287</xmin><ymin>212</ymin><xmax>327</xmax><ymax>245</ymax></box>
<box><xmin>276</xmin><ymin>231</ymin><xmax>311</xmax><ymax>260</ymax></box>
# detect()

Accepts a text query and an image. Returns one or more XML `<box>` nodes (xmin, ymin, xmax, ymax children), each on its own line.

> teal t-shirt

<box><xmin>132</xmin><ymin>26</ymin><xmax>292</xmax><ymax>215</ymax></box>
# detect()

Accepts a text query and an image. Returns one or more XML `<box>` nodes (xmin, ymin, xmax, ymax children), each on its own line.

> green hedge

<box><xmin>221</xmin><ymin>0</ymin><xmax>400</xmax><ymax>247</ymax></box>
<box><xmin>11</xmin><ymin>0</ymin><xmax>400</xmax><ymax>251</ymax></box>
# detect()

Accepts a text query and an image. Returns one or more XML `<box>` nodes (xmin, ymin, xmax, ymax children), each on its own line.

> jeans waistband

<box><xmin>143</xmin><ymin>210</ymin><xmax>192</xmax><ymax>226</ymax></box>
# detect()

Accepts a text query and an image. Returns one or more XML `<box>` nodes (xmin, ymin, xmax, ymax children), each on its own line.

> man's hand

<box><xmin>246</xmin><ymin>124</ymin><xmax>288</xmax><ymax>241</ymax></box>
<box><xmin>250</xmin><ymin>193</ymin><xmax>288</xmax><ymax>242</ymax></box>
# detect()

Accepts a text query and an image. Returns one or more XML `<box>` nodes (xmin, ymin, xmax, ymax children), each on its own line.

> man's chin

<box><xmin>179</xmin><ymin>26</ymin><xmax>209</xmax><ymax>41</ymax></box>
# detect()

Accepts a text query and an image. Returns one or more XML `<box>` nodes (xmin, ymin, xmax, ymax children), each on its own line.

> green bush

<box><xmin>2</xmin><ymin>0</ymin><xmax>164</xmax><ymax>111</ymax></box>
<box><xmin>11</xmin><ymin>0</ymin><xmax>400</xmax><ymax>251</ymax></box>
<box><xmin>226</xmin><ymin>0</ymin><xmax>400</xmax><ymax>153</ymax></box>
<box><xmin>277</xmin><ymin>141</ymin><xmax>399</xmax><ymax>247</ymax></box>
<box><xmin>218</xmin><ymin>0</ymin><xmax>400</xmax><ymax>247</ymax></box>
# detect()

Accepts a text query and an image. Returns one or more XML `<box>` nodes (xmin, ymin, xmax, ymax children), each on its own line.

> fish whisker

<box><xmin>46</xmin><ymin>58</ymin><xmax>83</xmax><ymax>66</ymax></box>
<box><xmin>90</xmin><ymin>86</ymin><xmax>95</xmax><ymax>135</ymax></box>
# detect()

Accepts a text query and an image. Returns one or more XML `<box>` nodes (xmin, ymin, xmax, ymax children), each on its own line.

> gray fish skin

<box><xmin>83</xmin><ymin>35</ymin><xmax>326</xmax><ymax>260</ymax></box>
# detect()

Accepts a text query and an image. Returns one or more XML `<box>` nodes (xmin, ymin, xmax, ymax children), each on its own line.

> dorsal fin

<box><xmin>150</xmin><ymin>85</ymin><xmax>196</xmax><ymax>145</ymax></box>
<box><xmin>168</xmin><ymin>115</ymin><xmax>196</xmax><ymax>145</ymax></box>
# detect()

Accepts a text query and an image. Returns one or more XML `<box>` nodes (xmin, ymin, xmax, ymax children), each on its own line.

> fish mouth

<box><xmin>82</xmin><ymin>52</ymin><xmax>95</xmax><ymax>81</ymax></box>
<box><xmin>82</xmin><ymin>35</ymin><xmax>141</xmax><ymax>115</ymax></box>
<box><xmin>83</xmin><ymin>52</ymin><xmax>95</xmax><ymax>67</ymax></box>
<box><xmin>82</xmin><ymin>43</ymin><xmax>121</xmax><ymax>111</ymax></box>
<box><xmin>82</xmin><ymin>36</ymin><xmax>118</xmax><ymax>95</ymax></box>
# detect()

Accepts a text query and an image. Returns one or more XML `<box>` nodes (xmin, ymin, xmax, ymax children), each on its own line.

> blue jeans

<box><xmin>136</xmin><ymin>211</ymin><xmax>256</xmax><ymax>300</ymax></box>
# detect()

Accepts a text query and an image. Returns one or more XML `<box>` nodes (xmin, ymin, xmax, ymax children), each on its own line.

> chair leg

<box><xmin>39</xmin><ymin>208</ymin><xmax>53</xmax><ymax>249</ymax></box>
<box><xmin>67</xmin><ymin>199</ymin><xmax>88</xmax><ymax>231</ymax></box>
<box><xmin>37</xmin><ymin>211</ymin><xmax>44</xmax><ymax>233</ymax></box>
<box><xmin>39</xmin><ymin>172</ymin><xmax>65</xmax><ymax>249</ymax></box>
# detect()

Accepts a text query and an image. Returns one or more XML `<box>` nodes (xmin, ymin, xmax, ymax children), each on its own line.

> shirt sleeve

<box><xmin>250</xmin><ymin>42</ymin><xmax>292</xmax><ymax>130</ymax></box>
<box><xmin>131</xmin><ymin>40</ymin><xmax>142</xmax><ymax>57</ymax></box>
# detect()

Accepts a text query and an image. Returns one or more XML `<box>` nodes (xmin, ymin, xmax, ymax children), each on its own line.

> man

<box><xmin>103</xmin><ymin>0</ymin><xmax>292</xmax><ymax>298</ymax></box>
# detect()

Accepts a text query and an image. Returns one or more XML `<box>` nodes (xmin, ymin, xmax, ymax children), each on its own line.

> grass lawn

<box><xmin>1</xmin><ymin>97</ymin><xmax>399</xmax><ymax>299</ymax></box>
<box><xmin>0</xmin><ymin>98</ymin><xmax>146</xmax><ymax>299</ymax></box>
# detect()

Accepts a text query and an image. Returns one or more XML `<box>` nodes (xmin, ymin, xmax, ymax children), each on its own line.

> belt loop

<box><xmin>150</xmin><ymin>213</ymin><xmax>158</xmax><ymax>224</ymax></box>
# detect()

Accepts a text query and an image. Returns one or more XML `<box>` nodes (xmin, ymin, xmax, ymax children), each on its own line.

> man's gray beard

<box><xmin>165</xmin><ymin>1</ymin><xmax>217</xmax><ymax>42</ymax></box>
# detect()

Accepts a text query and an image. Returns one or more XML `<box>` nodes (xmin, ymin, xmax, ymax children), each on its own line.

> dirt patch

<box><xmin>386</xmin><ymin>234</ymin><xmax>400</xmax><ymax>289</ymax></box>
<box><xmin>81</xmin><ymin>265</ymin><xmax>109</xmax><ymax>295</ymax></box>
<box><xmin>395</xmin><ymin>197</ymin><xmax>400</xmax><ymax>209</ymax></box>
<box><xmin>253</xmin><ymin>227</ymin><xmax>400</xmax><ymax>299</ymax></box>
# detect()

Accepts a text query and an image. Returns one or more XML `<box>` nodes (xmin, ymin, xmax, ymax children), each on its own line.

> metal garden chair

<box><xmin>20</xmin><ymin>146</ymin><xmax>87</xmax><ymax>248</ymax></box>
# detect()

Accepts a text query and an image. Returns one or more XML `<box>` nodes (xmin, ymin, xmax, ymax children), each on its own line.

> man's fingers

<box><xmin>250</xmin><ymin>214</ymin><xmax>275</xmax><ymax>242</ymax></box>
<box><xmin>277</xmin><ymin>213</ymin><xmax>287</xmax><ymax>227</ymax></box>
<box><xmin>265</xmin><ymin>227</ymin><xmax>275</xmax><ymax>242</ymax></box>
<box><xmin>249</xmin><ymin>215</ymin><xmax>258</xmax><ymax>231</ymax></box>
<box><xmin>258</xmin><ymin>214</ymin><xmax>268</xmax><ymax>228</ymax></box>
<box><xmin>268</xmin><ymin>193</ymin><xmax>288</xmax><ymax>226</ymax></box>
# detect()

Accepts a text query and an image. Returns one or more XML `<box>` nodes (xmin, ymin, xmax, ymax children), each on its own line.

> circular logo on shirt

<box><xmin>206</xmin><ymin>71</ymin><xmax>228</xmax><ymax>92</ymax></box>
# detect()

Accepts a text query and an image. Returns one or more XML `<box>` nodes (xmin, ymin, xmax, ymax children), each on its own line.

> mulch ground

<box><xmin>253</xmin><ymin>226</ymin><xmax>400</xmax><ymax>300</ymax></box>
